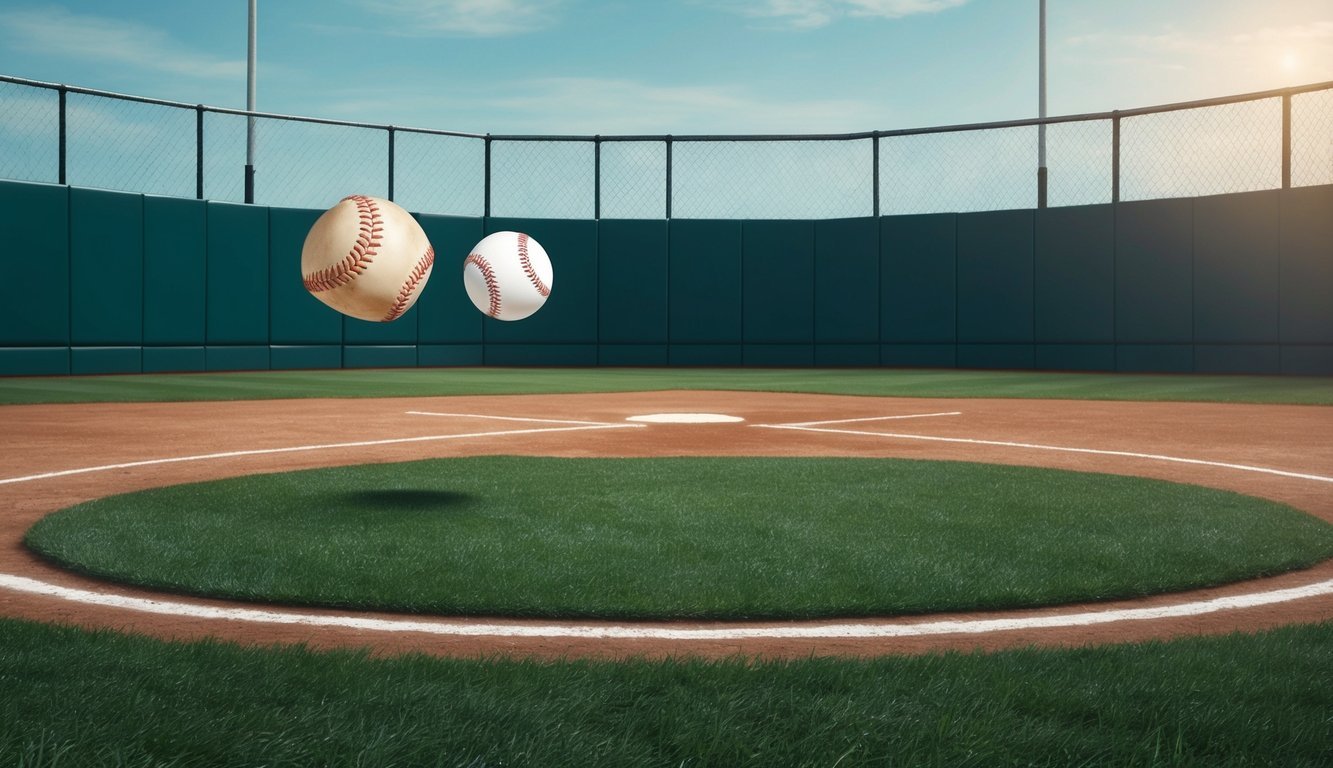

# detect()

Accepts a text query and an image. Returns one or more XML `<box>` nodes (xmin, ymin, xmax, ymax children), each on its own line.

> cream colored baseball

<box><xmin>301</xmin><ymin>195</ymin><xmax>435</xmax><ymax>323</ymax></box>
<box><xmin>462</xmin><ymin>231</ymin><xmax>553</xmax><ymax>322</ymax></box>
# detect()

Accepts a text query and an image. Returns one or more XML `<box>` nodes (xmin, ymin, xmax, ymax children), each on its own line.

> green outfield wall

<box><xmin>1</xmin><ymin>179</ymin><xmax>1329</xmax><ymax>376</ymax></box>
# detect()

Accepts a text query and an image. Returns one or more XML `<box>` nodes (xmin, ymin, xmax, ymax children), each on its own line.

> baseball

<box><xmin>301</xmin><ymin>195</ymin><xmax>435</xmax><ymax>322</ymax></box>
<box><xmin>462</xmin><ymin>231</ymin><xmax>553</xmax><ymax>321</ymax></box>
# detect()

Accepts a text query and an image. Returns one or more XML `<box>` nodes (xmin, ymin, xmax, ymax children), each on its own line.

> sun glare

<box><xmin>1280</xmin><ymin>49</ymin><xmax>1300</xmax><ymax>72</ymax></box>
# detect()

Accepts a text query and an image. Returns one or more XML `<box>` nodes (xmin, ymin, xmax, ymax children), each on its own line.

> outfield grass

<box><xmin>1</xmin><ymin>367</ymin><xmax>1331</xmax><ymax>405</ymax></box>
<box><xmin>27</xmin><ymin>457</ymin><xmax>1333</xmax><ymax>620</ymax></box>
<box><xmin>1</xmin><ymin>617</ymin><xmax>1329</xmax><ymax>767</ymax></box>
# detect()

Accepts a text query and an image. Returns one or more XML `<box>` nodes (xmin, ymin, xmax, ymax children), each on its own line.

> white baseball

<box><xmin>301</xmin><ymin>195</ymin><xmax>435</xmax><ymax>322</ymax></box>
<box><xmin>462</xmin><ymin>231</ymin><xmax>553</xmax><ymax>321</ymax></box>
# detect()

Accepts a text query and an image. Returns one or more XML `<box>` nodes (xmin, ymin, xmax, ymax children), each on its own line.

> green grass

<box><xmin>1</xmin><ymin>617</ymin><xmax>1329</xmax><ymax>767</ymax></box>
<box><xmin>27</xmin><ymin>457</ymin><xmax>1333</xmax><ymax>620</ymax></box>
<box><xmin>2</xmin><ymin>367</ymin><xmax>1332</xmax><ymax>405</ymax></box>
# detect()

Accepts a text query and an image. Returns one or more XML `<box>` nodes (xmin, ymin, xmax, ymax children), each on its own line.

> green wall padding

<box><xmin>71</xmin><ymin>347</ymin><xmax>141</xmax><ymax>375</ymax></box>
<box><xmin>881</xmin><ymin>214</ymin><xmax>955</xmax><ymax>343</ymax></box>
<box><xmin>743</xmin><ymin>220</ymin><xmax>814</xmax><ymax>344</ymax></box>
<box><xmin>744</xmin><ymin>344</ymin><xmax>815</xmax><ymax>366</ymax></box>
<box><xmin>1116</xmin><ymin>344</ymin><xmax>1194</xmax><ymax>373</ymax></box>
<box><xmin>958</xmin><ymin>344</ymin><xmax>1035</xmax><ymax>369</ymax></box>
<box><xmin>1116</xmin><ymin>198</ymin><xmax>1193</xmax><ymax>344</ymax></box>
<box><xmin>482</xmin><ymin>218</ymin><xmax>598</xmax><ymax>345</ymax></box>
<box><xmin>206</xmin><ymin>346</ymin><xmax>269</xmax><ymax>371</ymax></box>
<box><xmin>0</xmin><ymin>348</ymin><xmax>68</xmax><ymax>375</ymax></box>
<box><xmin>1194</xmin><ymin>190</ymin><xmax>1280</xmax><ymax>344</ymax></box>
<box><xmin>418</xmin><ymin>345</ymin><xmax>484</xmax><ymax>366</ymax></box>
<box><xmin>343</xmin><ymin>346</ymin><xmax>418</xmax><ymax>368</ymax></box>
<box><xmin>0</xmin><ymin>181</ymin><xmax>68</xmax><ymax>346</ymax></box>
<box><xmin>670</xmin><ymin>344</ymin><xmax>742</xmax><ymax>366</ymax></box>
<box><xmin>269</xmin><ymin>206</ymin><xmax>340</xmax><ymax>345</ymax></box>
<box><xmin>1195</xmin><ymin>345</ymin><xmax>1281</xmax><ymax>375</ymax></box>
<box><xmin>142</xmin><ymin>347</ymin><xmax>206</xmax><ymax>373</ymax></box>
<box><xmin>270</xmin><ymin>346</ymin><xmax>342</xmax><ymax>370</ymax></box>
<box><xmin>815</xmin><ymin>218</ymin><xmax>879</xmax><ymax>344</ymax></box>
<box><xmin>417</xmin><ymin>214</ymin><xmax>485</xmax><ymax>345</ymax></box>
<box><xmin>144</xmin><ymin>196</ymin><xmax>206</xmax><ymax>345</ymax></box>
<box><xmin>1035</xmin><ymin>204</ymin><xmax>1114</xmax><ymax>343</ymax></box>
<box><xmin>484</xmin><ymin>344</ymin><xmax>598</xmax><ymax>366</ymax></box>
<box><xmin>669</xmin><ymin>220</ymin><xmax>742</xmax><ymax>344</ymax></box>
<box><xmin>881</xmin><ymin>344</ymin><xmax>956</xmax><ymax>368</ymax></box>
<box><xmin>206</xmin><ymin>202</ymin><xmax>269</xmax><ymax>346</ymax></box>
<box><xmin>1279</xmin><ymin>185</ymin><xmax>1333</xmax><ymax>344</ymax></box>
<box><xmin>1036</xmin><ymin>344</ymin><xmax>1116</xmax><ymax>372</ymax></box>
<box><xmin>70</xmin><ymin>188</ymin><xmax>142</xmax><ymax>345</ymax></box>
<box><xmin>815</xmin><ymin>344</ymin><xmax>879</xmax><ymax>366</ymax></box>
<box><xmin>598</xmin><ymin>219</ymin><xmax>668</xmax><ymax>344</ymax></box>
<box><xmin>598</xmin><ymin>345</ymin><xmax>669</xmax><ymax>366</ymax></box>
<box><xmin>957</xmin><ymin>209</ymin><xmax>1034</xmax><ymax>344</ymax></box>
<box><xmin>1281</xmin><ymin>346</ymin><xmax>1333</xmax><ymax>375</ymax></box>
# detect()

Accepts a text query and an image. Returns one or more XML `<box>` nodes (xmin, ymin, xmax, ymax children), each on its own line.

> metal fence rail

<box><xmin>2</xmin><ymin>74</ymin><xmax>1331</xmax><ymax>219</ymax></box>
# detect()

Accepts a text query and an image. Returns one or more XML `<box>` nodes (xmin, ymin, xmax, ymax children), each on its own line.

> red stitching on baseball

<box><xmin>381</xmin><ymin>245</ymin><xmax>434</xmax><ymax>322</ymax></box>
<box><xmin>303</xmin><ymin>195</ymin><xmax>382</xmax><ymax>293</ymax></box>
<box><xmin>517</xmin><ymin>233</ymin><xmax>551</xmax><ymax>298</ymax></box>
<box><xmin>465</xmin><ymin>252</ymin><xmax>502</xmax><ymax>318</ymax></box>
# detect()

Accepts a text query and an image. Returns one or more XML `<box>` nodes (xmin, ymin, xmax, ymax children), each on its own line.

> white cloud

<box><xmin>724</xmin><ymin>0</ymin><xmax>969</xmax><ymax>29</ymax></box>
<box><xmin>0</xmin><ymin>6</ymin><xmax>244</xmax><ymax>79</ymax></box>
<box><xmin>352</xmin><ymin>0</ymin><xmax>561</xmax><ymax>37</ymax></box>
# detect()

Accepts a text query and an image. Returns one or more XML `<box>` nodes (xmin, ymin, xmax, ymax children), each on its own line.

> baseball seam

<box><xmin>382</xmin><ymin>245</ymin><xmax>435</xmax><ymax>322</ymax></box>
<box><xmin>465</xmin><ymin>253</ymin><xmax>502</xmax><ymax>318</ymax></box>
<box><xmin>517</xmin><ymin>233</ymin><xmax>551</xmax><ymax>298</ymax></box>
<box><xmin>302</xmin><ymin>195</ymin><xmax>382</xmax><ymax>293</ymax></box>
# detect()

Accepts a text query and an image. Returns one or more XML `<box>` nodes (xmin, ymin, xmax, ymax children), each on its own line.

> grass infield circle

<box><xmin>24</xmin><ymin>456</ymin><xmax>1333</xmax><ymax>621</ymax></box>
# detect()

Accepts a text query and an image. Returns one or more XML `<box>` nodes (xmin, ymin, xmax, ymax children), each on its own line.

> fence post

<box><xmin>1281</xmin><ymin>92</ymin><xmax>1292</xmax><ymax>189</ymax></box>
<box><xmin>665</xmin><ymin>137</ymin><xmax>673</xmax><ymax>220</ymax></box>
<box><xmin>594</xmin><ymin>136</ymin><xmax>601</xmax><ymax>220</ymax></box>
<box><xmin>196</xmin><ymin>106</ymin><xmax>204</xmax><ymax>199</ymax></box>
<box><xmin>484</xmin><ymin>135</ymin><xmax>492</xmax><ymax>218</ymax></box>
<box><xmin>57</xmin><ymin>85</ymin><xmax>67</xmax><ymax>185</ymax></box>
<box><xmin>872</xmin><ymin>134</ymin><xmax>880</xmax><ymax>218</ymax></box>
<box><xmin>1111</xmin><ymin>111</ymin><xmax>1121</xmax><ymax>204</ymax></box>
<box><xmin>387</xmin><ymin>126</ymin><xmax>396</xmax><ymax>201</ymax></box>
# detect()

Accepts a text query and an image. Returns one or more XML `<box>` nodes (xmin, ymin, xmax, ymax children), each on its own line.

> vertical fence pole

<box><xmin>1281</xmin><ymin>92</ymin><xmax>1292</xmax><ymax>189</ymax></box>
<box><xmin>1111</xmin><ymin>111</ymin><xmax>1121</xmax><ymax>204</ymax></box>
<box><xmin>594</xmin><ymin>136</ymin><xmax>601</xmax><ymax>220</ymax></box>
<box><xmin>387</xmin><ymin>126</ymin><xmax>396</xmax><ymax>201</ymax></box>
<box><xmin>665</xmin><ymin>137</ymin><xmax>673</xmax><ymax>220</ymax></box>
<box><xmin>57</xmin><ymin>85</ymin><xmax>67</xmax><ymax>185</ymax></box>
<box><xmin>196</xmin><ymin>106</ymin><xmax>205</xmax><ymax>199</ymax></box>
<box><xmin>1037</xmin><ymin>0</ymin><xmax>1048</xmax><ymax>209</ymax></box>
<box><xmin>872</xmin><ymin>134</ymin><xmax>881</xmax><ymax>218</ymax></box>
<box><xmin>484</xmin><ymin>135</ymin><xmax>492</xmax><ymax>218</ymax></box>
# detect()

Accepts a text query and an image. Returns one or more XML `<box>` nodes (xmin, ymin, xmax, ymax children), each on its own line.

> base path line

<box><xmin>753</xmin><ymin>425</ymin><xmax>1333</xmax><ymax>484</ymax></box>
<box><xmin>779</xmin><ymin>412</ymin><xmax>963</xmax><ymax>428</ymax></box>
<box><xmin>0</xmin><ymin>422</ymin><xmax>645</xmax><ymax>487</ymax></box>
<box><xmin>406</xmin><ymin>411</ymin><xmax>626</xmax><ymax>427</ymax></box>
<box><xmin>0</xmin><ymin>573</ymin><xmax>1329</xmax><ymax>641</ymax></box>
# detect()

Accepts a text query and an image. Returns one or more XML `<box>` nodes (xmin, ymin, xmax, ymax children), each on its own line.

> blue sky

<box><xmin>1</xmin><ymin>0</ymin><xmax>1330</xmax><ymax>136</ymax></box>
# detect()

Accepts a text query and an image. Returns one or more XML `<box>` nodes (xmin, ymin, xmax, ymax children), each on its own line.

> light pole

<box><xmin>1037</xmin><ymin>0</ymin><xmax>1048</xmax><ymax>208</ymax></box>
<box><xmin>244</xmin><ymin>0</ymin><xmax>257</xmax><ymax>203</ymax></box>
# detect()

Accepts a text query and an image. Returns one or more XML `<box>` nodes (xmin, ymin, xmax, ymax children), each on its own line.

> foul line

<box><xmin>778</xmin><ymin>412</ymin><xmax>963</xmax><ymax>428</ymax></box>
<box><xmin>0</xmin><ymin>422</ymin><xmax>643</xmax><ymax>487</ymax></box>
<box><xmin>0</xmin><ymin>573</ymin><xmax>1329</xmax><ymax>640</ymax></box>
<box><xmin>752</xmin><ymin>425</ymin><xmax>1333</xmax><ymax>484</ymax></box>
<box><xmin>406</xmin><ymin>410</ymin><xmax>629</xmax><ymax>427</ymax></box>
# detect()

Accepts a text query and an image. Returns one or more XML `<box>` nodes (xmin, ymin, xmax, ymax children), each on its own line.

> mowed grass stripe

<box><xmin>1</xmin><ymin>617</ymin><xmax>1330</xmax><ymax>767</ymax></box>
<box><xmin>25</xmin><ymin>457</ymin><xmax>1333</xmax><ymax>621</ymax></box>
<box><xmin>2</xmin><ymin>367</ymin><xmax>1331</xmax><ymax>404</ymax></box>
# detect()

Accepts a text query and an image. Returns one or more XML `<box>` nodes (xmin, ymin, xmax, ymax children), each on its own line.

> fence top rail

<box><xmin>4</xmin><ymin>72</ymin><xmax>1331</xmax><ymax>144</ymax></box>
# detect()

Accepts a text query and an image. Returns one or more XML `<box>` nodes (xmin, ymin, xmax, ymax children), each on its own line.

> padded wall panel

<box><xmin>70</xmin><ymin>188</ymin><xmax>142</xmax><ymax>345</ymax></box>
<box><xmin>1194</xmin><ymin>190</ymin><xmax>1280</xmax><ymax>344</ymax></box>
<box><xmin>343</xmin><ymin>345</ymin><xmax>418</xmax><ymax>368</ymax></box>
<box><xmin>815</xmin><ymin>218</ymin><xmax>879</xmax><ymax>343</ymax></box>
<box><xmin>0</xmin><ymin>181</ymin><xmax>69</xmax><ymax>346</ymax></box>
<box><xmin>1194</xmin><ymin>345</ymin><xmax>1281</xmax><ymax>374</ymax></box>
<box><xmin>1279</xmin><ymin>185</ymin><xmax>1333</xmax><ymax>344</ymax></box>
<box><xmin>483</xmin><ymin>344</ymin><xmax>598</xmax><ymax>366</ymax></box>
<box><xmin>1035</xmin><ymin>344</ymin><xmax>1115</xmax><ymax>372</ymax></box>
<box><xmin>669</xmin><ymin>220</ymin><xmax>742</xmax><ymax>344</ymax></box>
<box><xmin>815</xmin><ymin>345</ymin><xmax>880</xmax><ymax>366</ymax></box>
<box><xmin>417</xmin><ymin>214</ymin><xmax>485</xmax><ymax>345</ymax></box>
<box><xmin>71</xmin><ymin>347</ymin><xmax>141</xmax><ymax>375</ymax></box>
<box><xmin>269</xmin><ymin>206</ymin><xmax>341</xmax><ymax>345</ymax></box>
<box><xmin>0</xmin><ymin>348</ymin><xmax>69</xmax><ymax>375</ymax></box>
<box><xmin>957</xmin><ymin>344</ymin><xmax>1035</xmax><ymax>370</ymax></box>
<box><xmin>206</xmin><ymin>346</ymin><xmax>269</xmax><ymax>371</ymax></box>
<box><xmin>957</xmin><ymin>209</ymin><xmax>1034</xmax><ymax>344</ymax></box>
<box><xmin>143</xmin><ymin>196</ymin><xmax>206</xmax><ymax>345</ymax></box>
<box><xmin>1116</xmin><ymin>198</ymin><xmax>1193</xmax><ymax>343</ymax></box>
<box><xmin>206</xmin><ymin>202</ymin><xmax>269</xmax><ymax>344</ymax></box>
<box><xmin>1035</xmin><ymin>204</ymin><xmax>1114</xmax><ymax>343</ymax></box>
<box><xmin>880</xmin><ymin>344</ymin><xmax>956</xmax><ymax>368</ymax></box>
<box><xmin>142</xmin><ymin>347</ymin><xmax>206</xmax><ymax>373</ymax></box>
<box><xmin>599</xmin><ymin>345</ymin><xmax>669</xmax><ymax>366</ymax></box>
<box><xmin>418</xmin><ymin>344</ymin><xmax>485</xmax><ymax>367</ymax></box>
<box><xmin>599</xmin><ymin>219</ymin><xmax>668</xmax><ymax>344</ymax></box>
<box><xmin>743</xmin><ymin>220</ymin><xmax>814</xmax><ymax>343</ymax></box>
<box><xmin>1281</xmin><ymin>346</ymin><xmax>1333</xmax><ymax>375</ymax></box>
<box><xmin>270</xmin><ymin>345</ymin><xmax>342</xmax><ymax>370</ymax></box>
<box><xmin>881</xmin><ymin>214</ymin><xmax>955</xmax><ymax>343</ymax></box>
<box><xmin>481</xmin><ymin>218</ymin><xmax>598</xmax><ymax>344</ymax></box>
<box><xmin>743</xmin><ymin>344</ymin><xmax>815</xmax><ymax>366</ymax></box>
<box><xmin>1116</xmin><ymin>344</ymin><xmax>1193</xmax><ymax>373</ymax></box>
<box><xmin>669</xmin><ymin>344</ymin><xmax>742</xmax><ymax>366</ymax></box>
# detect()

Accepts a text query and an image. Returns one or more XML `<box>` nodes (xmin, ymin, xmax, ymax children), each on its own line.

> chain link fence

<box><xmin>2</xmin><ymin>75</ymin><xmax>1330</xmax><ymax>219</ymax></box>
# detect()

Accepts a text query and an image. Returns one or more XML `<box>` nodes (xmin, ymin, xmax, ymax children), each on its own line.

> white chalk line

<box><xmin>2</xmin><ymin>408</ymin><xmax>1330</xmax><ymax>642</ymax></box>
<box><xmin>752</xmin><ymin>425</ymin><xmax>1333</xmax><ymax>484</ymax></box>
<box><xmin>0</xmin><ymin>422</ymin><xmax>643</xmax><ymax>487</ymax></box>
<box><xmin>1</xmin><ymin>573</ymin><xmax>1329</xmax><ymax>640</ymax></box>
<box><xmin>407</xmin><ymin>411</ymin><xmax>633</xmax><ymax>428</ymax></box>
<box><xmin>780</xmin><ymin>411</ymin><xmax>963</xmax><ymax>428</ymax></box>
